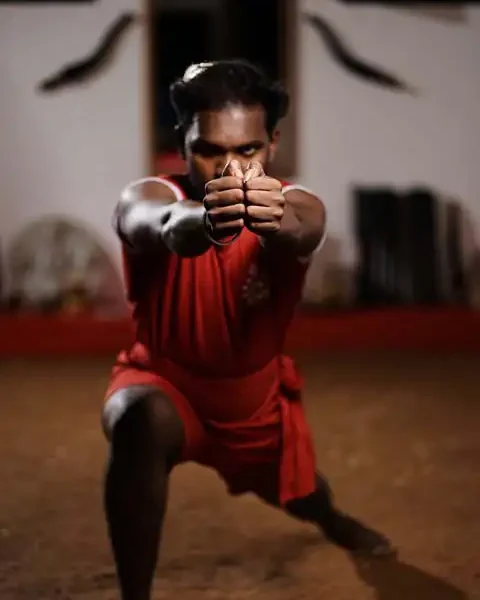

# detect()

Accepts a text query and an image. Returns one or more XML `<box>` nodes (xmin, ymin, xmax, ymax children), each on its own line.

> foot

<box><xmin>321</xmin><ymin>512</ymin><xmax>396</xmax><ymax>557</ymax></box>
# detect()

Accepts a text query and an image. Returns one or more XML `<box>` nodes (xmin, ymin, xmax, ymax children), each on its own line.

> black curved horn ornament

<box><xmin>37</xmin><ymin>12</ymin><xmax>139</xmax><ymax>93</ymax></box>
<box><xmin>303</xmin><ymin>13</ymin><xmax>416</xmax><ymax>94</ymax></box>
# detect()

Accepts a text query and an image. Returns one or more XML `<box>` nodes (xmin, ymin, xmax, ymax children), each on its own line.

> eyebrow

<box><xmin>192</xmin><ymin>139</ymin><xmax>265</xmax><ymax>154</ymax></box>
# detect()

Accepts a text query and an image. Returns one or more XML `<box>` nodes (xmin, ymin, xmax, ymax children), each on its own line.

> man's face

<box><xmin>183</xmin><ymin>104</ymin><xmax>278</xmax><ymax>197</ymax></box>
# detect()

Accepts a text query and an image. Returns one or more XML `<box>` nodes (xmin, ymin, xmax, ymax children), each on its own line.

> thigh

<box><xmin>103</xmin><ymin>385</ymin><xmax>186</xmax><ymax>467</ymax></box>
<box><xmin>103</xmin><ymin>366</ymin><xmax>211</xmax><ymax>467</ymax></box>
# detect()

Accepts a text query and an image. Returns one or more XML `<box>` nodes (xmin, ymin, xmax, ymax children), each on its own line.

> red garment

<box><xmin>106</xmin><ymin>174</ymin><xmax>317</xmax><ymax>505</ymax></box>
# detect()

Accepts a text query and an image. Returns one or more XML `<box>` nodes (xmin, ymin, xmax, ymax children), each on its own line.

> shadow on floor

<box><xmin>352</xmin><ymin>556</ymin><xmax>469</xmax><ymax>600</ymax></box>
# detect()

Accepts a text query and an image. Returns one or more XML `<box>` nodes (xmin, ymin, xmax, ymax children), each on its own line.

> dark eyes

<box><xmin>193</xmin><ymin>143</ymin><xmax>261</xmax><ymax>158</ymax></box>
<box><xmin>240</xmin><ymin>146</ymin><xmax>258</xmax><ymax>158</ymax></box>
<box><xmin>197</xmin><ymin>146</ymin><xmax>218</xmax><ymax>158</ymax></box>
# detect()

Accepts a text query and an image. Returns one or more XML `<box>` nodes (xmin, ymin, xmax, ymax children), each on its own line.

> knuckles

<box><xmin>244</xmin><ymin>177</ymin><xmax>283</xmax><ymax>192</ymax></box>
<box><xmin>205</xmin><ymin>176</ymin><xmax>243</xmax><ymax>194</ymax></box>
<box><xmin>203</xmin><ymin>175</ymin><xmax>285</xmax><ymax>232</ymax></box>
<box><xmin>272</xmin><ymin>206</ymin><xmax>285</xmax><ymax>219</ymax></box>
<box><xmin>270</xmin><ymin>221</ymin><xmax>281</xmax><ymax>232</ymax></box>
<box><xmin>208</xmin><ymin>203</ymin><xmax>246</xmax><ymax>221</ymax></box>
<box><xmin>246</xmin><ymin>205</ymin><xmax>284</xmax><ymax>221</ymax></box>
<box><xmin>272</xmin><ymin>192</ymin><xmax>286</xmax><ymax>207</ymax></box>
<box><xmin>204</xmin><ymin>188</ymin><xmax>244</xmax><ymax>208</ymax></box>
<box><xmin>244</xmin><ymin>190</ymin><xmax>285</xmax><ymax>208</ymax></box>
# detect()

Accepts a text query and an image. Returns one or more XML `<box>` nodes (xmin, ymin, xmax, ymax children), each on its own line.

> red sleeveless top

<box><xmin>118</xmin><ymin>174</ymin><xmax>311</xmax><ymax>378</ymax></box>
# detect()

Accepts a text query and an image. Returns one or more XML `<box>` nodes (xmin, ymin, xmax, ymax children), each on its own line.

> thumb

<box><xmin>244</xmin><ymin>160</ymin><xmax>264</xmax><ymax>182</ymax></box>
<box><xmin>222</xmin><ymin>159</ymin><xmax>244</xmax><ymax>179</ymax></box>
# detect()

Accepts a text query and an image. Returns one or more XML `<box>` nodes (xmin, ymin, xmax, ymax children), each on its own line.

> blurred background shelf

<box><xmin>1</xmin><ymin>309</ymin><xmax>479</xmax><ymax>358</ymax></box>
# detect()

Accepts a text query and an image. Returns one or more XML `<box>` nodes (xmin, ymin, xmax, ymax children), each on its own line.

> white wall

<box><xmin>297</xmin><ymin>1</ymin><xmax>480</xmax><ymax>299</ymax></box>
<box><xmin>2</xmin><ymin>0</ymin><xmax>480</xmax><ymax>303</ymax></box>
<box><xmin>0</xmin><ymin>0</ymin><xmax>146</xmax><ymax>280</ymax></box>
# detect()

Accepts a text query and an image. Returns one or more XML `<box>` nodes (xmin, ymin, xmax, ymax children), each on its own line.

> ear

<box><xmin>268</xmin><ymin>128</ymin><xmax>280</xmax><ymax>162</ymax></box>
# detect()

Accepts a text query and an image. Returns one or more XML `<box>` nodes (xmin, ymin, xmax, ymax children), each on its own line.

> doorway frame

<box><xmin>143</xmin><ymin>0</ymin><xmax>298</xmax><ymax>179</ymax></box>
<box><xmin>143</xmin><ymin>0</ymin><xmax>156</xmax><ymax>176</ymax></box>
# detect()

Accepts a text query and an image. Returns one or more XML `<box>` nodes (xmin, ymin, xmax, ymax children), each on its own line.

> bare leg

<box><xmin>102</xmin><ymin>386</ymin><xmax>185</xmax><ymax>600</ymax></box>
<box><xmin>285</xmin><ymin>473</ymin><xmax>395</xmax><ymax>557</ymax></box>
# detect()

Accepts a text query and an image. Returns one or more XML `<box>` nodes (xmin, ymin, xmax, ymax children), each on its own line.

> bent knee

<box><xmin>102</xmin><ymin>385</ymin><xmax>185</xmax><ymax>459</ymax></box>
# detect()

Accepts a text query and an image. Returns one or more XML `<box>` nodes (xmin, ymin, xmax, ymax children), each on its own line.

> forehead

<box><xmin>187</xmin><ymin>105</ymin><xmax>268</xmax><ymax>145</ymax></box>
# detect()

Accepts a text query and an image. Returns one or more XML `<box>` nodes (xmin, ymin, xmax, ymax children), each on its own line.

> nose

<box><xmin>214</xmin><ymin>152</ymin><xmax>236</xmax><ymax>178</ymax></box>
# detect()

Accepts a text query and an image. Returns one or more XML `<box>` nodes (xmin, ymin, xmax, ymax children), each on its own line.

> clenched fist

<box><xmin>203</xmin><ymin>160</ymin><xmax>246</xmax><ymax>241</ymax></box>
<box><xmin>244</xmin><ymin>161</ymin><xmax>285</xmax><ymax>235</ymax></box>
<box><xmin>203</xmin><ymin>159</ymin><xmax>285</xmax><ymax>243</ymax></box>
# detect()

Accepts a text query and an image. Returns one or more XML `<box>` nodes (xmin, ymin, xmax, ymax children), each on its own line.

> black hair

<box><xmin>169</xmin><ymin>59</ymin><xmax>290</xmax><ymax>140</ymax></box>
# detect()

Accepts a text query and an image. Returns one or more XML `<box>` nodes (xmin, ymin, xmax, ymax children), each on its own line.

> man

<box><xmin>103</xmin><ymin>59</ymin><xmax>394</xmax><ymax>600</ymax></box>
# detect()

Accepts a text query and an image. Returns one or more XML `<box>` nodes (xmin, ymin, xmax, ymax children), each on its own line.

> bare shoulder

<box><xmin>284</xmin><ymin>186</ymin><xmax>320</xmax><ymax>201</ymax></box>
<box><xmin>283</xmin><ymin>186</ymin><xmax>326</xmax><ymax>216</ymax></box>
<box><xmin>121</xmin><ymin>176</ymin><xmax>179</xmax><ymax>205</ymax></box>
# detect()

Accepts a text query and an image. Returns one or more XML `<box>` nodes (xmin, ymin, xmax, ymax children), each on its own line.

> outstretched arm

<box><xmin>113</xmin><ymin>178</ymin><xmax>211</xmax><ymax>258</ymax></box>
<box><xmin>244</xmin><ymin>162</ymin><xmax>326</xmax><ymax>257</ymax></box>
<box><xmin>115</xmin><ymin>162</ymin><xmax>247</xmax><ymax>258</ymax></box>
<box><xmin>270</xmin><ymin>187</ymin><xmax>326</xmax><ymax>256</ymax></box>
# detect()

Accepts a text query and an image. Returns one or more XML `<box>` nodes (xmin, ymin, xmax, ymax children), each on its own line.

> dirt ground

<box><xmin>0</xmin><ymin>353</ymin><xmax>479</xmax><ymax>600</ymax></box>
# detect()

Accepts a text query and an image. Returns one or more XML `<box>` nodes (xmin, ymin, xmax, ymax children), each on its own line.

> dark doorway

<box><xmin>149</xmin><ymin>0</ymin><xmax>296</xmax><ymax>177</ymax></box>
